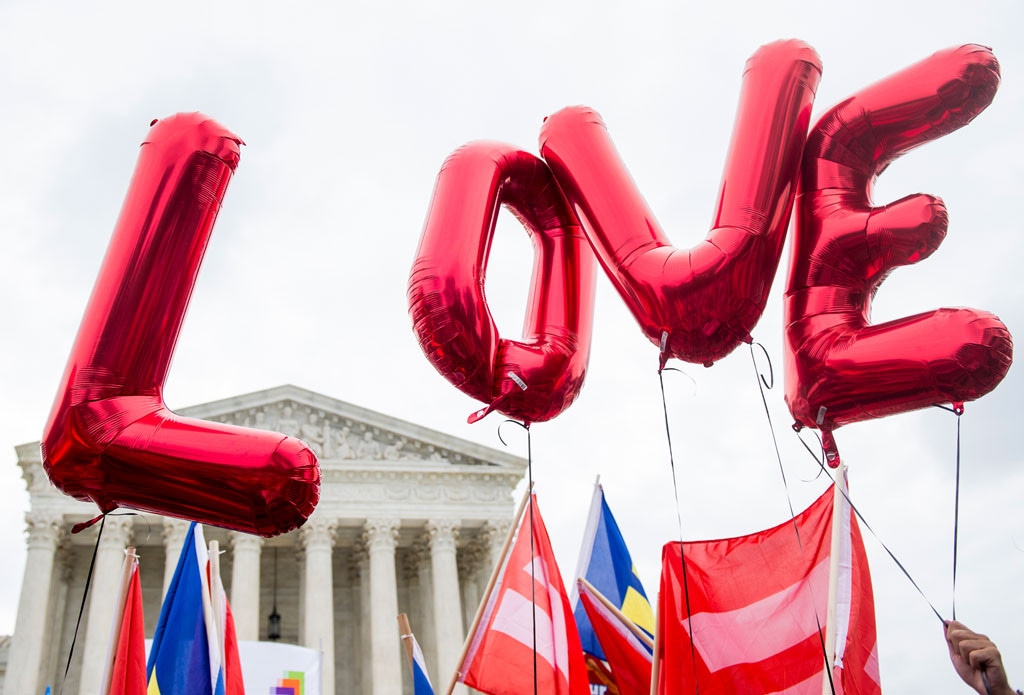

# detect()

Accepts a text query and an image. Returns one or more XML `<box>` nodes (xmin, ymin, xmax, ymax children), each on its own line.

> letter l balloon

<box><xmin>42</xmin><ymin>114</ymin><xmax>320</xmax><ymax>537</ymax></box>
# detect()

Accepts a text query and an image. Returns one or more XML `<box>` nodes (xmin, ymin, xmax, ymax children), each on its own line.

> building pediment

<box><xmin>178</xmin><ymin>384</ymin><xmax>525</xmax><ymax>472</ymax></box>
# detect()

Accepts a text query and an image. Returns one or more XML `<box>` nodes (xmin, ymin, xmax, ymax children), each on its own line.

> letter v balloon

<box><xmin>540</xmin><ymin>40</ymin><xmax>821</xmax><ymax>367</ymax></box>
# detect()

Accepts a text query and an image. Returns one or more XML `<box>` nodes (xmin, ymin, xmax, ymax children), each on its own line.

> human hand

<box><xmin>945</xmin><ymin>620</ymin><xmax>1015</xmax><ymax>695</ymax></box>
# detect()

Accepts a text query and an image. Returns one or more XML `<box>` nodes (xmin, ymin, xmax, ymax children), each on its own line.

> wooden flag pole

<box><xmin>397</xmin><ymin>613</ymin><xmax>415</xmax><ymax>671</ymax></box>
<box><xmin>578</xmin><ymin>577</ymin><xmax>655</xmax><ymax>650</ymax></box>
<box><xmin>649</xmin><ymin>590</ymin><xmax>661</xmax><ymax>695</ymax></box>
<box><xmin>444</xmin><ymin>482</ymin><xmax>533</xmax><ymax>695</ymax></box>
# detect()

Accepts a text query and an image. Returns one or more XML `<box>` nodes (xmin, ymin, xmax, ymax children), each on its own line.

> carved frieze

<box><xmin>208</xmin><ymin>400</ymin><xmax>490</xmax><ymax>466</ymax></box>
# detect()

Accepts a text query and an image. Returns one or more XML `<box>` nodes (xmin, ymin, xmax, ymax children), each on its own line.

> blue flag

<box><xmin>146</xmin><ymin>522</ymin><xmax>224</xmax><ymax>695</ymax></box>
<box><xmin>399</xmin><ymin>616</ymin><xmax>435</xmax><ymax>695</ymax></box>
<box><xmin>571</xmin><ymin>481</ymin><xmax>654</xmax><ymax>660</ymax></box>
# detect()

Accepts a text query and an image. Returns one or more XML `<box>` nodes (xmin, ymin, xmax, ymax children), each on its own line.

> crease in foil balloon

<box><xmin>42</xmin><ymin>113</ymin><xmax>320</xmax><ymax>537</ymax></box>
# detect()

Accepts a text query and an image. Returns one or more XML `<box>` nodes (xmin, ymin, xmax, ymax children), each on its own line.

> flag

<box><xmin>572</xmin><ymin>482</ymin><xmax>654</xmax><ymax>664</ymax></box>
<box><xmin>656</xmin><ymin>481</ymin><xmax>881</xmax><ymax>695</ymax></box>
<box><xmin>209</xmin><ymin>540</ymin><xmax>246</xmax><ymax>695</ymax></box>
<box><xmin>146</xmin><ymin>523</ymin><xmax>246</xmax><ymax>695</ymax></box>
<box><xmin>107</xmin><ymin>550</ymin><xmax>146</xmax><ymax>695</ymax></box>
<box><xmin>398</xmin><ymin>614</ymin><xmax>435</xmax><ymax>695</ymax></box>
<box><xmin>459</xmin><ymin>495</ymin><xmax>590</xmax><ymax>695</ymax></box>
<box><xmin>578</xmin><ymin>579</ymin><xmax>653</xmax><ymax>695</ymax></box>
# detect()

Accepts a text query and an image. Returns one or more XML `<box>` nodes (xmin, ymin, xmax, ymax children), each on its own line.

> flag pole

<box><xmin>397</xmin><ymin>613</ymin><xmax>416</xmax><ymax>672</ymax></box>
<box><xmin>578</xmin><ymin>577</ymin><xmax>655</xmax><ymax>650</ymax></box>
<box><xmin>444</xmin><ymin>482</ymin><xmax>533</xmax><ymax>695</ymax></box>
<box><xmin>649</xmin><ymin>590</ymin><xmax>661</xmax><ymax>695</ymax></box>
<box><xmin>822</xmin><ymin>463</ymin><xmax>848</xmax><ymax>695</ymax></box>
<box><xmin>99</xmin><ymin>547</ymin><xmax>138</xmax><ymax>695</ymax></box>
<box><xmin>570</xmin><ymin>475</ymin><xmax>603</xmax><ymax>609</ymax></box>
<box><xmin>210</xmin><ymin>539</ymin><xmax>227</xmax><ymax>672</ymax></box>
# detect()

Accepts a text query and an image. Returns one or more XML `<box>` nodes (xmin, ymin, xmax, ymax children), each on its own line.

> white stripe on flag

<box><xmin>492</xmin><ymin>589</ymin><xmax>557</xmax><ymax>670</ymax></box>
<box><xmin>685</xmin><ymin>559</ymin><xmax>830</xmax><ymax>672</ymax></box>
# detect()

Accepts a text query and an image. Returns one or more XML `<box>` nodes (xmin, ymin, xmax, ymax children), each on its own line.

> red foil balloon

<box><xmin>408</xmin><ymin>142</ymin><xmax>597</xmax><ymax>424</ymax></box>
<box><xmin>785</xmin><ymin>45</ymin><xmax>1013</xmax><ymax>465</ymax></box>
<box><xmin>42</xmin><ymin>114</ymin><xmax>320</xmax><ymax>537</ymax></box>
<box><xmin>539</xmin><ymin>40</ymin><xmax>822</xmax><ymax>367</ymax></box>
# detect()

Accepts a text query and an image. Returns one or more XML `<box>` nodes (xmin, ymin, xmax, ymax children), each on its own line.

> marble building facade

<box><xmin>3</xmin><ymin>385</ymin><xmax>527</xmax><ymax>695</ymax></box>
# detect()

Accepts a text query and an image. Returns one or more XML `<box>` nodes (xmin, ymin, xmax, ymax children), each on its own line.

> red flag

<box><xmin>657</xmin><ymin>482</ymin><xmax>880</xmax><ymax>695</ymax></box>
<box><xmin>109</xmin><ymin>555</ymin><xmax>147</xmax><ymax>695</ymax></box>
<box><xmin>224</xmin><ymin>601</ymin><xmax>245</xmax><ymax>695</ymax></box>
<box><xmin>578</xmin><ymin>580</ymin><xmax>652</xmax><ymax>695</ymax></box>
<box><xmin>460</xmin><ymin>496</ymin><xmax>590</xmax><ymax>695</ymax></box>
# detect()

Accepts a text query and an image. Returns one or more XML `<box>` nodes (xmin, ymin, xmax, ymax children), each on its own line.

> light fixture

<box><xmin>267</xmin><ymin>547</ymin><xmax>281</xmax><ymax>641</ymax></box>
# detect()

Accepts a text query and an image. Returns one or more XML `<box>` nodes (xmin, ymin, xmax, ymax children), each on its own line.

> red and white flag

<box><xmin>656</xmin><ymin>481</ymin><xmax>880</xmax><ymax>695</ymax></box>
<box><xmin>107</xmin><ymin>551</ymin><xmax>146</xmax><ymax>695</ymax></box>
<box><xmin>578</xmin><ymin>579</ymin><xmax>652</xmax><ymax>695</ymax></box>
<box><xmin>459</xmin><ymin>495</ymin><xmax>590</xmax><ymax>695</ymax></box>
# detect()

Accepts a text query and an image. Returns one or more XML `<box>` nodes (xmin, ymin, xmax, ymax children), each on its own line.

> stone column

<box><xmin>79</xmin><ymin>515</ymin><xmax>135</xmax><ymax>695</ymax></box>
<box><xmin>229</xmin><ymin>531</ymin><xmax>264</xmax><ymax>641</ymax></box>
<box><xmin>161</xmin><ymin>518</ymin><xmax>190</xmax><ymax>597</ymax></box>
<box><xmin>3</xmin><ymin>512</ymin><xmax>63</xmax><ymax>695</ymax></box>
<box><xmin>301</xmin><ymin>515</ymin><xmax>337</xmax><ymax>695</ymax></box>
<box><xmin>364</xmin><ymin>518</ymin><xmax>401</xmax><ymax>695</ymax></box>
<box><xmin>426</xmin><ymin>519</ymin><xmax>464</xmax><ymax>695</ymax></box>
<box><xmin>356</xmin><ymin>545</ymin><xmax>372</xmax><ymax>694</ymax></box>
<box><xmin>410</xmin><ymin>539</ymin><xmax>437</xmax><ymax>678</ymax></box>
<box><xmin>458</xmin><ymin>538</ymin><xmax>486</xmax><ymax>635</ymax></box>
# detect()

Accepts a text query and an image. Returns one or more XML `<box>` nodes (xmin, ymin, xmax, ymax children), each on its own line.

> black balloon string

<box><xmin>932</xmin><ymin>403</ymin><xmax>964</xmax><ymax>621</ymax></box>
<box><xmin>748</xmin><ymin>342</ymin><xmax>836</xmax><ymax>695</ymax></box>
<box><xmin>500</xmin><ymin>418</ymin><xmax>537</xmax><ymax>695</ymax></box>
<box><xmin>59</xmin><ymin>509</ymin><xmax>147</xmax><ymax>695</ymax></box>
<box><xmin>794</xmin><ymin>433</ymin><xmax>945</xmax><ymax>624</ymax></box>
<box><xmin>657</xmin><ymin>357</ymin><xmax>700</xmax><ymax>695</ymax></box>
<box><xmin>60</xmin><ymin>512</ymin><xmax>107</xmax><ymax>695</ymax></box>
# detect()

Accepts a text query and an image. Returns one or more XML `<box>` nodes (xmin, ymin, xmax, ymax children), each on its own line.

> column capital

<box><xmin>458</xmin><ymin>537</ymin><xmax>488</xmax><ymax>582</ymax></box>
<box><xmin>363</xmin><ymin>518</ymin><xmax>400</xmax><ymax>552</ymax></box>
<box><xmin>402</xmin><ymin>538</ymin><xmax>430</xmax><ymax>580</ymax></box>
<box><xmin>300</xmin><ymin>515</ymin><xmax>337</xmax><ymax>549</ymax></box>
<box><xmin>480</xmin><ymin>519</ymin><xmax>511</xmax><ymax>548</ymax></box>
<box><xmin>229</xmin><ymin>530</ymin><xmax>265</xmax><ymax>552</ymax></box>
<box><xmin>425</xmin><ymin>519</ymin><xmax>460</xmax><ymax>552</ymax></box>
<box><xmin>162</xmin><ymin>517</ymin><xmax>191</xmax><ymax>547</ymax></box>
<box><xmin>24</xmin><ymin>512</ymin><xmax>64</xmax><ymax>551</ymax></box>
<box><xmin>98</xmin><ymin>515</ymin><xmax>134</xmax><ymax>549</ymax></box>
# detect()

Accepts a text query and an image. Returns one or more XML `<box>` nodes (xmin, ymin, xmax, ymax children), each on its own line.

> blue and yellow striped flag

<box><xmin>571</xmin><ymin>481</ymin><xmax>654</xmax><ymax>661</ymax></box>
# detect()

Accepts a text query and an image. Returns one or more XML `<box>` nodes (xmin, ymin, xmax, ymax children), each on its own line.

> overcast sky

<box><xmin>1</xmin><ymin>0</ymin><xmax>1022</xmax><ymax>692</ymax></box>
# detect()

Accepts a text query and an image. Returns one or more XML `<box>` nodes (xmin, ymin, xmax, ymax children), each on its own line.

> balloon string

<box><xmin>657</xmin><ymin>362</ymin><xmax>699</xmax><ymax>695</ymax></box>
<box><xmin>527</xmin><ymin>425</ymin><xmax>537</xmax><ymax>695</ymax></box>
<box><xmin>949</xmin><ymin>409</ymin><xmax>962</xmax><ymax>621</ymax></box>
<box><xmin>748</xmin><ymin>343</ymin><xmax>836</xmax><ymax>695</ymax></box>
<box><xmin>501</xmin><ymin>419</ymin><xmax>536</xmax><ymax>695</ymax></box>
<box><xmin>795</xmin><ymin>434</ymin><xmax>945</xmax><ymax>624</ymax></box>
<box><xmin>60</xmin><ymin>513</ymin><xmax>107</xmax><ymax>695</ymax></box>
